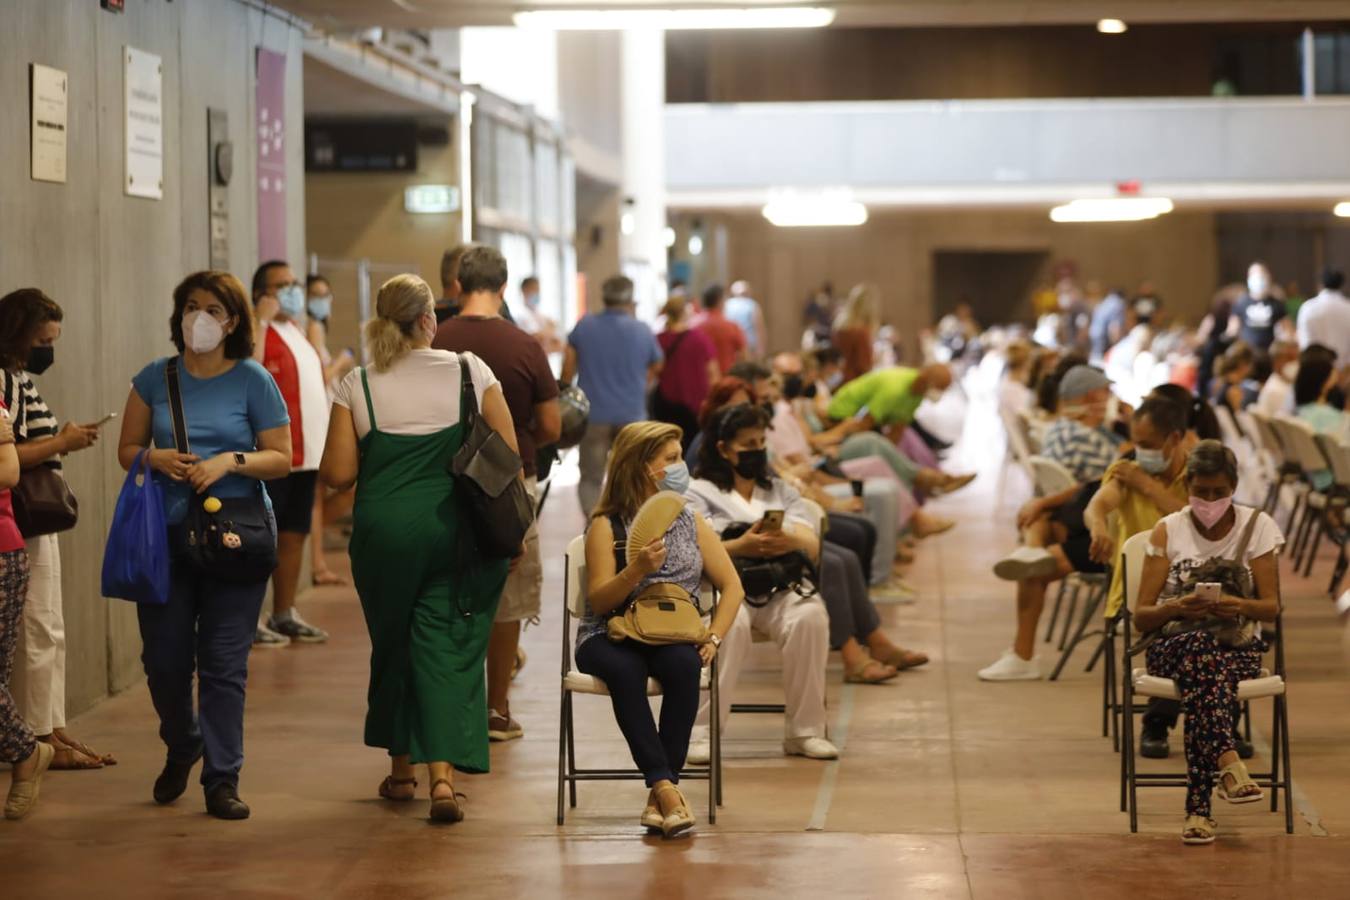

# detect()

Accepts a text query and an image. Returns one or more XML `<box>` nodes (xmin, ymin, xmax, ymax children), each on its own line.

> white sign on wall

<box><xmin>30</xmin><ymin>64</ymin><xmax>68</xmax><ymax>183</ymax></box>
<box><xmin>124</xmin><ymin>46</ymin><xmax>163</xmax><ymax>199</ymax></box>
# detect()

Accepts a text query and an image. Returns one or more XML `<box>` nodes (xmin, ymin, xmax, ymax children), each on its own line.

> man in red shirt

<box><xmin>693</xmin><ymin>283</ymin><xmax>746</xmax><ymax>374</ymax></box>
<box><xmin>433</xmin><ymin>246</ymin><xmax>561</xmax><ymax>742</ymax></box>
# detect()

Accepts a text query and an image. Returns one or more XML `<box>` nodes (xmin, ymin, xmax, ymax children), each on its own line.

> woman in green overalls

<box><xmin>320</xmin><ymin>274</ymin><xmax>516</xmax><ymax>823</ymax></box>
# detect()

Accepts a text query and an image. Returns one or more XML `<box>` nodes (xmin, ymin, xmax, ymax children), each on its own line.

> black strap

<box><xmin>456</xmin><ymin>353</ymin><xmax>479</xmax><ymax>428</ymax></box>
<box><xmin>608</xmin><ymin>513</ymin><xmax>628</xmax><ymax>571</ymax></box>
<box><xmin>164</xmin><ymin>357</ymin><xmax>191</xmax><ymax>454</ymax></box>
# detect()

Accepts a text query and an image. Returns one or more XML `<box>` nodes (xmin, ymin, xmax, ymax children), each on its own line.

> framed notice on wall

<box><xmin>124</xmin><ymin>46</ymin><xmax>163</xmax><ymax>199</ymax></box>
<box><xmin>30</xmin><ymin>64</ymin><xmax>68</xmax><ymax>183</ymax></box>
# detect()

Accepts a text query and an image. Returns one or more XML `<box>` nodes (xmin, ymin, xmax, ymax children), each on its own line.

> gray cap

<box><xmin>1058</xmin><ymin>365</ymin><xmax>1111</xmax><ymax>400</ymax></box>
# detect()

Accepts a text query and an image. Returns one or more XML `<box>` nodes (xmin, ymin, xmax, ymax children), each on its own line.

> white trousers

<box><xmin>693</xmin><ymin>588</ymin><xmax>829</xmax><ymax>741</ymax></box>
<box><xmin>13</xmin><ymin>533</ymin><xmax>64</xmax><ymax>733</ymax></box>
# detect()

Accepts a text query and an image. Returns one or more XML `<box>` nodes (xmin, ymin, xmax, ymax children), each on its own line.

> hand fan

<box><xmin>626</xmin><ymin>490</ymin><xmax>687</xmax><ymax>564</ymax></box>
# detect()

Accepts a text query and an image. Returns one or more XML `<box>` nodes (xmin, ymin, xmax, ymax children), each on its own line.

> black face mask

<box><xmin>732</xmin><ymin>447</ymin><xmax>768</xmax><ymax>480</ymax></box>
<box><xmin>26</xmin><ymin>345</ymin><xmax>54</xmax><ymax>375</ymax></box>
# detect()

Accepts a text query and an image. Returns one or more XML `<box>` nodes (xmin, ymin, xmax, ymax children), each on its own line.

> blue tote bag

<box><xmin>101</xmin><ymin>450</ymin><xmax>170</xmax><ymax>605</ymax></box>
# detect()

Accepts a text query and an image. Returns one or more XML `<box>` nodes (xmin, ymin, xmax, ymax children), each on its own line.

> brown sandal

<box><xmin>429</xmin><ymin>779</ymin><xmax>465</xmax><ymax>823</ymax></box>
<box><xmin>877</xmin><ymin>647</ymin><xmax>930</xmax><ymax>671</ymax></box>
<box><xmin>378</xmin><ymin>775</ymin><xmax>418</xmax><ymax>802</ymax></box>
<box><xmin>844</xmin><ymin>656</ymin><xmax>899</xmax><ymax>684</ymax></box>
<box><xmin>53</xmin><ymin>734</ymin><xmax>116</xmax><ymax>767</ymax></box>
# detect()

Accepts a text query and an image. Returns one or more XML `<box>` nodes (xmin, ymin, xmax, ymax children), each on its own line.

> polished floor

<box><xmin>6</xmin><ymin>399</ymin><xmax>1350</xmax><ymax>899</ymax></box>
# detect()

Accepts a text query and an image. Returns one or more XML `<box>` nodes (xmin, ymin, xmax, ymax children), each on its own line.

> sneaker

<box><xmin>685</xmin><ymin>741</ymin><xmax>711</xmax><ymax>766</ymax></box>
<box><xmin>872</xmin><ymin>577</ymin><xmax>917</xmax><ymax>605</ymax></box>
<box><xmin>253</xmin><ymin>624</ymin><xmax>290</xmax><ymax>648</ymax></box>
<box><xmin>268</xmin><ymin>612</ymin><xmax>329</xmax><ymax>644</ymax></box>
<box><xmin>783</xmin><ymin>736</ymin><xmax>839</xmax><ymax>760</ymax></box>
<box><xmin>488</xmin><ymin>709</ymin><xmax>523</xmax><ymax>742</ymax></box>
<box><xmin>992</xmin><ymin>546</ymin><xmax>1058</xmax><ymax>582</ymax></box>
<box><xmin>977</xmin><ymin>650</ymin><xmax>1042</xmax><ymax>682</ymax></box>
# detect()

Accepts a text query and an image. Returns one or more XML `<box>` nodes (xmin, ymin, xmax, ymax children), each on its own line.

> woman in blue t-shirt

<box><xmin>116</xmin><ymin>271</ymin><xmax>291</xmax><ymax>820</ymax></box>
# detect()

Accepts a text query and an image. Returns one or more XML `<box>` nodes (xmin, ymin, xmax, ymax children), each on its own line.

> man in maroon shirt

<box><xmin>433</xmin><ymin>245</ymin><xmax>561</xmax><ymax>742</ymax></box>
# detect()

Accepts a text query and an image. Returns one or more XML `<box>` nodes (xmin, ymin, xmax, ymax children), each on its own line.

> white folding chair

<box><xmin>1118</xmin><ymin>532</ymin><xmax>1293</xmax><ymax>834</ymax></box>
<box><xmin>1308</xmin><ymin>434</ymin><xmax>1350</xmax><ymax>597</ymax></box>
<box><xmin>557</xmin><ymin>535</ymin><xmax>721</xmax><ymax>825</ymax></box>
<box><xmin>1027</xmin><ymin>455</ymin><xmax>1077</xmax><ymax>497</ymax></box>
<box><xmin>1215</xmin><ymin>406</ymin><xmax>1266</xmax><ymax>507</ymax></box>
<box><xmin>1270</xmin><ymin>416</ymin><xmax>1334</xmax><ymax>575</ymax></box>
<box><xmin>1247</xmin><ymin>410</ymin><xmax>1305</xmax><ymax>520</ymax></box>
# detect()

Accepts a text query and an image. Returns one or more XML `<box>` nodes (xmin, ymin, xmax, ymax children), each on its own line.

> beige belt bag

<box><xmin>607</xmin><ymin>582</ymin><xmax>709</xmax><ymax>646</ymax></box>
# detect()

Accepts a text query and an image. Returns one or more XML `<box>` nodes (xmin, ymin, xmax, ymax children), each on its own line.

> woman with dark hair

<box><xmin>116</xmin><ymin>271</ymin><xmax>293</xmax><ymax>819</ymax></box>
<box><xmin>0</xmin><ymin>288</ymin><xmax>109</xmax><ymax>770</ymax></box>
<box><xmin>302</xmin><ymin>273</ymin><xmax>355</xmax><ymax>588</ymax></box>
<box><xmin>1208</xmin><ymin>341</ymin><xmax>1255</xmax><ymax>416</ymax></box>
<box><xmin>686</xmin><ymin>404</ymin><xmax>836</xmax><ymax>763</ymax></box>
<box><xmin>1133</xmin><ymin>440</ymin><xmax>1283</xmax><ymax>844</ymax></box>
<box><xmin>1149</xmin><ymin>383</ymin><xmax>1222</xmax><ymax>447</ymax></box>
<box><xmin>652</xmin><ymin>294</ymin><xmax>719</xmax><ymax>452</ymax></box>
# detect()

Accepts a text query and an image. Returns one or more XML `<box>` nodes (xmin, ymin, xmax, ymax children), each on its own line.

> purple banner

<box><xmin>256</xmin><ymin>48</ymin><xmax>287</xmax><ymax>262</ymax></box>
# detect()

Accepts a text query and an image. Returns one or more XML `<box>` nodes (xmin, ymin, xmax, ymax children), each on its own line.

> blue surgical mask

<box><xmin>1135</xmin><ymin>446</ymin><xmax>1168</xmax><ymax>475</ymax></box>
<box><xmin>278</xmin><ymin>284</ymin><xmax>306</xmax><ymax>318</ymax></box>
<box><xmin>308</xmin><ymin>297</ymin><xmax>332</xmax><ymax>321</ymax></box>
<box><xmin>658</xmin><ymin>461</ymin><xmax>690</xmax><ymax>495</ymax></box>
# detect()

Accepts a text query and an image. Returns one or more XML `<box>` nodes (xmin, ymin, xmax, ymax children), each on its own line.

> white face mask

<box><xmin>1281</xmin><ymin>362</ymin><xmax>1299</xmax><ymax>382</ymax></box>
<box><xmin>184</xmin><ymin>311</ymin><xmax>226</xmax><ymax>354</ymax></box>
<box><xmin>1247</xmin><ymin>274</ymin><xmax>1270</xmax><ymax>298</ymax></box>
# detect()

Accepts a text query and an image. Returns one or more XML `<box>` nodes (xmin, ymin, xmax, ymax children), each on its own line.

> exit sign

<box><xmin>101</xmin><ymin>0</ymin><xmax>124</xmax><ymax>12</ymax></box>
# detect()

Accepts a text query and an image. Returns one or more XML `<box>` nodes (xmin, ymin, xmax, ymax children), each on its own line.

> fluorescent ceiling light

<box><xmin>1097</xmin><ymin>18</ymin><xmax>1127</xmax><ymax>34</ymax></box>
<box><xmin>763</xmin><ymin>191</ymin><xmax>868</xmax><ymax>227</ymax></box>
<box><xmin>1050</xmin><ymin>197</ymin><xmax>1172</xmax><ymax>223</ymax></box>
<box><xmin>513</xmin><ymin>7</ymin><xmax>836</xmax><ymax>30</ymax></box>
<box><xmin>1335</xmin><ymin>201</ymin><xmax>1350</xmax><ymax>217</ymax></box>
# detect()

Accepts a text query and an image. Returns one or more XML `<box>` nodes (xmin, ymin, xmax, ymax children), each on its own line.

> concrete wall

<box><xmin>669</xmin><ymin>209</ymin><xmax>1220</xmax><ymax>360</ymax></box>
<box><xmin>0</xmin><ymin>0</ymin><xmax>306</xmax><ymax>715</ymax></box>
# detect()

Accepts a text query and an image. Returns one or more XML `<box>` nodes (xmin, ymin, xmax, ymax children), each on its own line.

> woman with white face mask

<box><xmin>1131</xmin><ymin>441</ymin><xmax>1283</xmax><ymax>845</ymax></box>
<box><xmin>117</xmin><ymin>271</ymin><xmax>293</xmax><ymax>820</ymax></box>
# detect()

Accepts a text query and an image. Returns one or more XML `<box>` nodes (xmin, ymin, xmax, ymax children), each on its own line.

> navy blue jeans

<box><xmin>576</xmin><ymin>637</ymin><xmax>702</xmax><ymax>787</ymax></box>
<box><xmin>137</xmin><ymin>555</ymin><xmax>267</xmax><ymax>791</ymax></box>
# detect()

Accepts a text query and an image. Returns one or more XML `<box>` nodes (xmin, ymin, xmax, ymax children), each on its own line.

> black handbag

<box><xmin>448</xmin><ymin>353</ymin><xmax>535</xmax><ymax>560</ymax></box>
<box><xmin>4</xmin><ymin>371</ymin><xmax>78</xmax><ymax>538</ymax></box>
<box><xmin>720</xmin><ymin>521</ymin><xmax>819</xmax><ymax>608</ymax></box>
<box><xmin>165</xmin><ymin>357</ymin><xmax>277</xmax><ymax>583</ymax></box>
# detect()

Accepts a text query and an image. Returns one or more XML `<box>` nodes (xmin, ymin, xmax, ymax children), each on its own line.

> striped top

<box><xmin>3</xmin><ymin>369</ymin><xmax>61</xmax><ymax>471</ymax></box>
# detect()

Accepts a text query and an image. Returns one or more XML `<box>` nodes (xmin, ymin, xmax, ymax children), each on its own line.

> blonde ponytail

<box><xmin>367</xmin><ymin>274</ymin><xmax>434</xmax><ymax>371</ymax></box>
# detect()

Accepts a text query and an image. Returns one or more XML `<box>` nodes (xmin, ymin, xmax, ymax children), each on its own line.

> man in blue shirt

<box><xmin>562</xmin><ymin>275</ymin><xmax>663</xmax><ymax>515</ymax></box>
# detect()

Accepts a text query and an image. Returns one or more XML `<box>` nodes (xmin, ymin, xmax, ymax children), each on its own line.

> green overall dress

<box><xmin>350</xmin><ymin>368</ymin><xmax>507</xmax><ymax>772</ymax></box>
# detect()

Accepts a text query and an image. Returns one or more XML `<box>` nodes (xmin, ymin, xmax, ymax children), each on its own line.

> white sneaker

<box><xmin>977</xmin><ymin>650</ymin><xmax>1042</xmax><ymax>682</ymax></box>
<box><xmin>685</xmin><ymin>742</ymin><xmax>711</xmax><ymax>766</ymax></box>
<box><xmin>992</xmin><ymin>546</ymin><xmax>1058</xmax><ymax>582</ymax></box>
<box><xmin>783</xmin><ymin>736</ymin><xmax>839</xmax><ymax>760</ymax></box>
<box><xmin>871</xmin><ymin>577</ymin><xmax>917</xmax><ymax>605</ymax></box>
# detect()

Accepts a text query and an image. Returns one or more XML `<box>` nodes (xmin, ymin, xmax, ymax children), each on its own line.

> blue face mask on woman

<box><xmin>1135</xmin><ymin>446</ymin><xmax>1168</xmax><ymax>475</ymax></box>
<box><xmin>278</xmin><ymin>284</ymin><xmax>306</xmax><ymax>319</ymax></box>
<box><xmin>657</xmin><ymin>460</ymin><xmax>690</xmax><ymax>495</ymax></box>
<box><xmin>307</xmin><ymin>296</ymin><xmax>332</xmax><ymax>321</ymax></box>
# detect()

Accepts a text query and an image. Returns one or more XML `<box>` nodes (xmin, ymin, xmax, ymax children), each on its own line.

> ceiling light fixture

<box><xmin>513</xmin><ymin>7</ymin><xmax>836</xmax><ymax>31</ymax></box>
<box><xmin>1049</xmin><ymin>197</ymin><xmax>1173</xmax><ymax>223</ymax></box>
<box><xmin>763</xmin><ymin>190</ymin><xmax>868</xmax><ymax>227</ymax></box>
<box><xmin>1096</xmin><ymin>18</ymin><xmax>1128</xmax><ymax>34</ymax></box>
<box><xmin>1335</xmin><ymin>201</ymin><xmax>1350</xmax><ymax>217</ymax></box>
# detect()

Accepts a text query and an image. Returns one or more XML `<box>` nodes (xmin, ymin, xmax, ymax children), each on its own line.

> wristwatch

<box><xmin>708</xmin><ymin>633</ymin><xmax>722</xmax><ymax>648</ymax></box>
<box><xmin>233</xmin><ymin>451</ymin><xmax>247</xmax><ymax>470</ymax></box>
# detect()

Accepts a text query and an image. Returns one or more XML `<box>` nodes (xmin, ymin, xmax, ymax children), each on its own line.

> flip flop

<box><xmin>49</xmin><ymin>746</ymin><xmax>104</xmax><ymax>770</ymax></box>
<box><xmin>844</xmin><ymin>657</ymin><xmax>899</xmax><ymax>684</ymax></box>
<box><xmin>877</xmin><ymin>647</ymin><xmax>930</xmax><ymax>670</ymax></box>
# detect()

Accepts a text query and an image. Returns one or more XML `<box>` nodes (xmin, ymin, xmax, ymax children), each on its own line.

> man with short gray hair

<box><xmin>562</xmin><ymin>275</ymin><xmax>663</xmax><ymax>515</ymax></box>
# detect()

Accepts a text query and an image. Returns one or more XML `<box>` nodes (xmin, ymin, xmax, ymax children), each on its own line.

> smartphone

<box><xmin>759</xmin><ymin>509</ymin><xmax>785</xmax><ymax>533</ymax></box>
<box><xmin>94</xmin><ymin>412</ymin><xmax>118</xmax><ymax>427</ymax></box>
<box><xmin>850</xmin><ymin>479</ymin><xmax>865</xmax><ymax>499</ymax></box>
<box><xmin>1196</xmin><ymin>582</ymin><xmax>1221</xmax><ymax>602</ymax></box>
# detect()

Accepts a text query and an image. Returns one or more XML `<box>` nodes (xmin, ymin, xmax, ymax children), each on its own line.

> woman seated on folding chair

<box><xmin>581</xmin><ymin>421</ymin><xmax>744</xmax><ymax>838</ymax></box>
<box><xmin>1132</xmin><ymin>440</ymin><xmax>1284</xmax><ymax>845</ymax></box>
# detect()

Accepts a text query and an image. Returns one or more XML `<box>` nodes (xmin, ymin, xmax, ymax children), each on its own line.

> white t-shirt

<box><xmin>1255</xmin><ymin>373</ymin><xmax>1294</xmax><ymax>418</ymax></box>
<box><xmin>1297</xmin><ymin>289</ymin><xmax>1350</xmax><ymax>362</ymax></box>
<box><xmin>1157</xmin><ymin>505</ymin><xmax>1284</xmax><ymax>603</ymax></box>
<box><xmin>332</xmin><ymin>349</ymin><xmax>499</xmax><ymax>440</ymax></box>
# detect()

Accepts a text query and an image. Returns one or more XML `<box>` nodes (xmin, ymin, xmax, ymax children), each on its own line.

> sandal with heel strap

<box><xmin>378</xmin><ymin>775</ymin><xmax>418</xmax><ymax>802</ymax></box>
<box><xmin>654</xmin><ymin>784</ymin><xmax>695</xmax><ymax>838</ymax></box>
<box><xmin>429</xmin><ymin>778</ymin><xmax>466</xmax><ymax>823</ymax></box>
<box><xmin>1216</xmin><ymin>760</ymin><xmax>1264</xmax><ymax>804</ymax></box>
<box><xmin>641</xmin><ymin>789</ymin><xmax>664</xmax><ymax>833</ymax></box>
<box><xmin>1182</xmin><ymin>815</ymin><xmax>1217</xmax><ymax>845</ymax></box>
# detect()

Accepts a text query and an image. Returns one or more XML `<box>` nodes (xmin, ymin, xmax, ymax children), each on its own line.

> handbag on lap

<box><xmin>605</xmin><ymin>503</ymin><xmax>708</xmax><ymax>646</ymax></box>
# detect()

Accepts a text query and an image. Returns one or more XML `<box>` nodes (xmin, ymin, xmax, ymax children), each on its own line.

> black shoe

<box><xmin>1139</xmin><ymin>727</ymin><xmax>1170</xmax><ymax>759</ymax></box>
<box><xmin>1234</xmin><ymin>734</ymin><xmax>1255</xmax><ymax>760</ymax></box>
<box><xmin>205</xmin><ymin>783</ymin><xmax>251</xmax><ymax>820</ymax></box>
<box><xmin>153</xmin><ymin>750</ymin><xmax>204</xmax><ymax>805</ymax></box>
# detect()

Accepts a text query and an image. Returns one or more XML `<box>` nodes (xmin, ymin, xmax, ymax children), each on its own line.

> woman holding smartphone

<box><xmin>1132</xmin><ymin>440</ymin><xmax>1283</xmax><ymax>845</ymax></box>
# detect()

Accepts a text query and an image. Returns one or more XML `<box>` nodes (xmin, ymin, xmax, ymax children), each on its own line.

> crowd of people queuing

<box><xmin>1</xmin><ymin>248</ymin><xmax>1344</xmax><ymax>847</ymax></box>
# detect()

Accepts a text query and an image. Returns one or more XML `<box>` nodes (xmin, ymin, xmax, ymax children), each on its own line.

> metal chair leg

<box><xmin>566</xmin><ymin>696</ymin><xmax>578</xmax><ymax>809</ymax></box>
<box><xmin>1057</xmin><ymin>581</ymin><xmax>1081</xmax><ymax>651</ymax></box>
<box><xmin>1281</xmin><ymin>694</ymin><xmax>1294</xmax><ymax>834</ymax></box>
<box><xmin>1269</xmin><ymin>695</ymin><xmax>1281</xmax><ymax>814</ymax></box>
<box><xmin>1302</xmin><ymin>520</ymin><xmax>1324</xmax><ymax>578</ymax></box>
<box><xmin>1045</xmin><ymin>580</ymin><xmax>1068</xmax><ymax>643</ymax></box>
<box><xmin>557</xmin><ymin>689</ymin><xmax>569</xmax><ymax>825</ymax></box>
